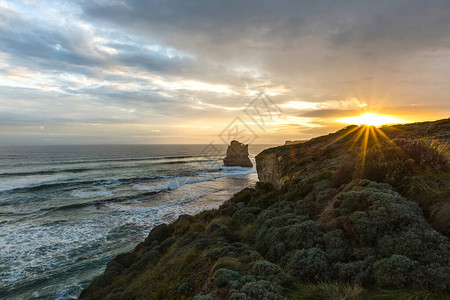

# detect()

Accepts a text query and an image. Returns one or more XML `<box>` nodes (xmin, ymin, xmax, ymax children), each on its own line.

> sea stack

<box><xmin>223</xmin><ymin>140</ymin><xmax>253</xmax><ymax>167</ymax></box>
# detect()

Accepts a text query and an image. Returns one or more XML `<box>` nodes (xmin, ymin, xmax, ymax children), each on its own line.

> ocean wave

<box><xmin>133</xmin><ymin>169</ymin><xmax>256</xmax><ymax>193</ymax></box>
<box><xmin>0</xmin><ymin>175</ymin><xmax>174</xmax><ymax>194</ymax></box>
<box><xmin>0</xmin><ymin>155</ymin><xmax>219</xmax><ymax>170</ymax></box>
<box><xmin>39</xmin><ymin>170</ymin><xmax>255</xmax><ymax>212</ymax></box>
<box><xmin>70</xmin><ymin>188</ymin><xmax>114</xmax><ymax>199</ymax></box>
<box><xmin>0</xmin><ymin>157</ymin><xmax>220</xmax><ymax>178</ymax></box>
<box><xmin>41</xmin><ymin>191</ymin><xmax>162</xmax><ymax>213</ymax></box>
<box><xmin>0</xmin><ymin>166</ymin><xmax>252</xmax><ymax>195</ymax></box>
<box><xmin>0</xmin><ymin>168</ymin><xmax>93</xmax><ymax>177</ymax></box>
<box><xmin>0</xmin><ymin>176</ymin><xmax>64</xmax><ymax>193</ymax></box>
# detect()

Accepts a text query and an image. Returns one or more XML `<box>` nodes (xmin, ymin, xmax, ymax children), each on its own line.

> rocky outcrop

<box><xmin>255</xmin><ymin>152</ymin><xmax>281</xmax><ymax>188</ymax></box>
<box><xmin>284</xmin><ymin>140</ymin><xmax>306</xmax><ymax>145</ymax></box>
<box><xmin>223</xmin><ymin>140</ymin><xmax>253</xmax><ymax>167</ymax></box>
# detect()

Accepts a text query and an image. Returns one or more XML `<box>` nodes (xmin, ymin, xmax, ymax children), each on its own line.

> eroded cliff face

<box><xmin>255</xmin><ymin>151</ymin><xmax>281</xmax><ymax>188</ymax></box>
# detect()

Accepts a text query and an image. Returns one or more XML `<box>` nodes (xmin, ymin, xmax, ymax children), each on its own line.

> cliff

<box><xmin>79</xmin><ymin>118</ymin><xmax>450</xmax><ymax>300</ymax></box>
<box><xmin>256</xmin><ymin>118</ymin><xmax>450</xmax><ymax>189</ymax></box>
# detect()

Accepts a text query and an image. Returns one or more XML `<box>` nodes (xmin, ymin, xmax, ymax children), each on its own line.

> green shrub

<box><xmin>177</xmin><ymin>282</ymin><xmax>194</xmax><ymax>296</ymax></box>
<box><xmin>373</xmin><ymin>255</ymin><xmax>423</xmax><ymax>288</ymax></box>
<box><xmin>323</xmin><ymin>229</ymin><xmax>351</xmax><ymax>262</ymax></box>
<box><xmin>230</xmin><ymin>207</ymin><xmax>262</xmax><ymax>229</ymax></box>
<box><xmin>193</xmin><ymin>295</ymin><xmax>213</xmax><ymax>300</ymax></box>
<box><xmin>229</xmin><ymin>291</ymin><xmax>248</xmax><ymax>300</ymax></box>
<box><xmin>335</xmin><ymin>256</ymin><xmax>375</xmax><ymax>285</ymax></box>
<box><xmin>286</xmin><ymin>248</ymin><xmax>331</xmax><ymax>281</ymax></box>
<box><xmin>229</xmin><ymin>188</ymin><xmax>255</xmax><ymax>204</ymax></box>
<box><xmin>213</xmin><ymin>268</ymin><xmax>242</xmax><ymax>287</ymax></box>
<box><xmin>333</xmin><ymin>156</ymin><xmax>356</xmax><ymax>188</ymax></box>
<box><xmin>254</xmin><ymin>214</ymin><xmax>323</xmax><ymax>261</ymax></box>
<box><xmin>251</xmin><ymin>260</ymin><xmax>283</xmax><ymax>282</ymax></box>
<box><xmin>333</xmin><ymin>181</ymin><xmax>450</xmax><ymax>291</ymax></box>
<box><xmin>360</xmin><ymin>139</ymin><xmax>448</xmax><ymax>195</ymax></box>
<box><xmin>248</xmin><ymin>190</ymin><xmax>280</xmax><ymax>208</ymax></box>
<box><xmin>239</xmin><ymin>281</ymin><xmax>283</xmax><ymax>300</ymax></box>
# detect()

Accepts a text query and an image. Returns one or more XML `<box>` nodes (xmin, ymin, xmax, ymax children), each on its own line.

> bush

<box><xmin>286</xmin><ymin>248</ymin><xmax>331</xmax><ymax>281</ymax></box>
<box><xmin>251</xmin><ymin>260</ymin><xmax>283</xmax><ymax>282</ymax></box>
<box><xmin>254</xmin><ymin>213</ymin><xmax>323</xmax><ymax>261</ymax></box>
<box><xmin>360</xmin><ymin>139</ymin><xmax>448</xmax><ymax>194</ymax></box>
<box><xmin>230</xmin><ymin>207</ymin><xmax>262</xmax><ymax>229</ymax></box>
<box><xmin>177</xmin><ymin>282</ymin><xmax>194</xmax><ymax>296</ymax></box>
<box><xmin>333</xmin><ymin>156</ymin><xmax>356</xmax><ymax>188</ymax></box>
<box><xmin>335</xmin><ymin>256</ymin><xmax>375</xmax><ymax>285</ymax></box>
<box><xmin>193</xmin><ymin>295</ymin><xmax>213</xmax><ymax>300</ymax></box>
<box><xmin>239</xmin><ymin>281</ymin><xmax>283</xmax><ymax>300</ymax></box>
<box><xmin>373</xmin><ymin>255</ymin><xmax>423</xmax><ymax>288</ymax></box>
<box><xmin>332</xmin><ymin>181</ymin><xmax>450</xmax><ymax>291</ymax></box>
<box><xmin>213</xmin><ymin>268</ymin><xmax>242</xmax><ymax>287</ymax></box>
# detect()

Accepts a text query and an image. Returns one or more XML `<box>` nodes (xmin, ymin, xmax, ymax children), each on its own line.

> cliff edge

<box><xmin>256</xmin><ymin>118</ymin><xmax>450</xmax><ymax>189</ymax></box>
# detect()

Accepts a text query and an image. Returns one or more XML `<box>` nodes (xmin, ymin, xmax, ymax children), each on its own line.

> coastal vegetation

<box><xmin>80</xmin><ymin>119</ymin><xmax>450</xmax><ymax>300</ymax></box>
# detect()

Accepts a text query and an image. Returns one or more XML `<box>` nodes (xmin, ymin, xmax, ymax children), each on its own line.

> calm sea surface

<box><xmin>0</xmin><ymin>144</ymin><xmax>272</xmax><ymax>299</ymax></box>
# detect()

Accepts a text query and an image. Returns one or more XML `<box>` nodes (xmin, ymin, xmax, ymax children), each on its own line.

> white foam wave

<box><xmin>70</xmin><ymin>187</ymin><xmax>113</xmax><ymax>198</ymax></box>
<box><xmin>0</xmin><ymin>175</ymin><xmax>63</xmax><ymax>193</ymax></box>
<box><xmin>132</xmin><ymin>169</ymin><xmax>256</xmax><ymax>193</ymax></box>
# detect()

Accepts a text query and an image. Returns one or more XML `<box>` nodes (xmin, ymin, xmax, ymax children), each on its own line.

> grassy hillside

<box><xmin>80</xmin><ymin>119</ymin><xmax>449</xmax><ymax>300</ymax></box>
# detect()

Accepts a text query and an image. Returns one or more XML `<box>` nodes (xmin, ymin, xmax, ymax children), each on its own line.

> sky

<box><xmin>0</xmin><ymin>0</ymin><xmax>449</xmax><ymax>145</ymax></box>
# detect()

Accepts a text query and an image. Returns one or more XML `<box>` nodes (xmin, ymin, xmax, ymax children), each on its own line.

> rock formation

<box><xmin>255</xmin><ymin>151</ymin><xmax>281</xmax><ymax>187</ymax></box>
<box><xmin>223</xmin><ymin>140</ymin><xmax>253</xmax><ymax>167</ymax></box>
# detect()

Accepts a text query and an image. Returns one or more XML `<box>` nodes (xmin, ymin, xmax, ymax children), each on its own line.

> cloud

<box><xmin>0</xmin><ymin>0</ymin><xmax>449</xmax><ymax>144</ymax></box>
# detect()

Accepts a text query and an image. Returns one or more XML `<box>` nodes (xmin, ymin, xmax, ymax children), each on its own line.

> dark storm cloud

<box><xmin>0</xmin><ymin>4</ymin><xmax>197</xmax><ymax>76</ymax></box>
<box><xmin>82</xmin><ymin>0</ymin><xmax>450</xmax><ymax>54</ymax></box>
<box><xmin>79</xmin><ymin>0</ymin><xmax>450</xmax><ymax>104</ymax></box>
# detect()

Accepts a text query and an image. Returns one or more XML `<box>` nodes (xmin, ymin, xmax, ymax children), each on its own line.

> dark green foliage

<box><xmin>323</xmin><ymin>229</ymin><xmax>351</xmax><ymax>262</ymax></box>
<box><xmin>286</xmin><ymin>248</ymin><xmax>331</xmax><ymax>281</ymax></box>
<box><xmin>332</xmin><ymin>155</ymin><xmax>356</xmax><ymax>187</ymax></box>
<box><xmin>143</xmin><ymin>223</ymin><xmax>172</xmax><ymax>246</ymax></box>
<box><xmin>248</xmin><ymin>190</ymin><xmax>280</xmax><ymax>208</ymax></box>
<box><xmin>229</xmin><ymin>207</ymin><xmax>262</xmax><ymax>229</ymax></box>
<box><xmin>214</xmin><ymin>268</ymin><xmax>284</xmax><ymax>299</ymax></box>
<box><xmin>177</xmin><ymin>282</ymin><xmax>194</xmax><ymax>296</ymax></box>
<box><xmin>214</xmin><ymin>268</ymin><xmax>242</xmax><ymax>287</ymax></box>
<box><xmin>238</xmin><ymin>281</ymin><xmax>283</xmax><ymax>300</ymax></box>
<box><xmin>373</xmin><ymin>255</ymin><xmax>424</xmax><ymax>288</ymax></box>
<box><xmin>192</xmin><ymin>295</ymin><xmax>213</xmax><ymax>300</ymax></box>
<box><xmin>230</xmin><ymin>188</ymin><xmax>254</xmax><ymax>203</ymax></box>
<box><xmin>251</xmin><ymin>260</ymin><xmax>283</xmax><ymax>282</ymax></box>
<box><xmin>331</xmin><ymin>181</ymin><xmax>450</xmax><ymax>290</ymax></box>
<box><xmin>335</xmin><ymin>256</ymin><xmax>375</xmax><ymax>285</ymax></box>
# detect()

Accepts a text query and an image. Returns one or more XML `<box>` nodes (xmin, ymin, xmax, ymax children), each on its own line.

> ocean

<box><xmin>0</xmin><ymin>144</ymin><xmax>271</xmax><ymax>299</ymax></box>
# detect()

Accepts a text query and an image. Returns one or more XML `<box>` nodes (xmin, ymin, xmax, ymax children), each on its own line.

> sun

<box><xmin>338</xmin><ymin>113</ymin><xmax>404</xmax><ymax>127</ymax></box>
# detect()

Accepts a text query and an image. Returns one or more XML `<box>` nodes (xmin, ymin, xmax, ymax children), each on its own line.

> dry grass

<box><xmin>317</xmin><ymin>281</ymin><xmax>367</xmax><ymax>300</ymax></box>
